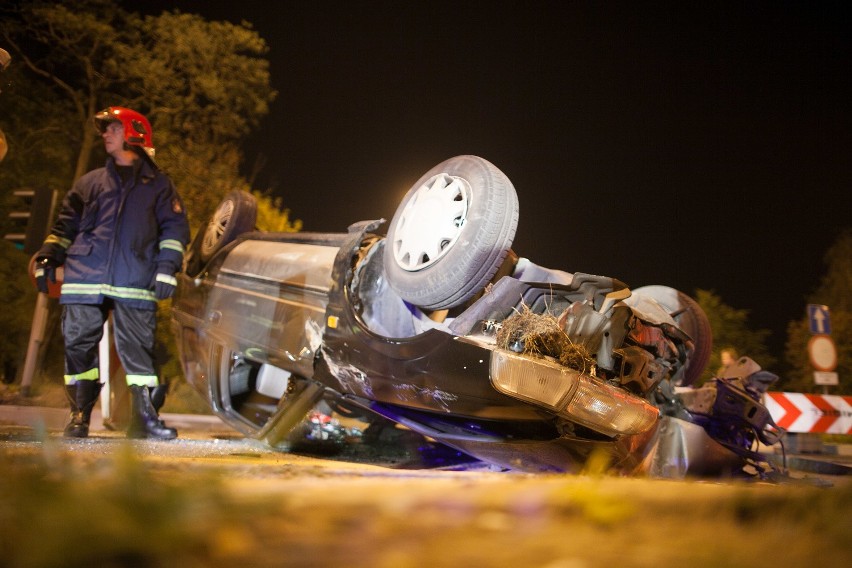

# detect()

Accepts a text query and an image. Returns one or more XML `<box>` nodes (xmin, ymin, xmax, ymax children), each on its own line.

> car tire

<box><xmin>384</xmin><ymin>155</ymin><xmax>519</xmax><ymax>310</ymax></box>
<box><xmin>632</xmin><ymin>285</ymin><xmax>712</xmax><ymax>387</ymax></box>
<box><xmin>197</xmin><ymin>190</ymin><xmax>258</xmax><ymax>263</ymax></box>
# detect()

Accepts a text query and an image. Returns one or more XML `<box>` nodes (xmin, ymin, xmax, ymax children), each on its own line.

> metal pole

<box><xmin>20</xmin><ymin>292</ymin><xmax>49</xmax><ymax>397</ymax></box>
<box><xmin>18</xmin><ymin>189</ymin><xmax>59</xmax><ymax>396</ymax></box>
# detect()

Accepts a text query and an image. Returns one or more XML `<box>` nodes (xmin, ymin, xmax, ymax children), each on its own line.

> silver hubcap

<box><xmin>391</xmin><ymin>173</ymin><xmax>470</xmax><ymax>271</ymax></box>
<box><xmin>201</xmin><ymin>199</ymin><xmax>234</xmax><ymax>257</ymax></box>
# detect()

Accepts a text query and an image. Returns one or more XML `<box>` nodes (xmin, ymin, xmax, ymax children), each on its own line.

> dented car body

<box><xmin>172</xmin><ymin>156</ymin><xmax>783</xmax><ymax>477</ymax></box>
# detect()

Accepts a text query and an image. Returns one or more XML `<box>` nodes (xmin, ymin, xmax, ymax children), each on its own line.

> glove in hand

<box><xmin>154</xmin><ymin>278</ymin><xmax>176</xmax><ymax>300</ymax></box>
<box><xmin>152</xmin><ymin>264</ymin><xmax>177</xmax><ymax>300</ymax></box>
<box><xmin>35</xmin><ymin>257</ymin><xmax>59</xmax><ymax>294</ymax></box>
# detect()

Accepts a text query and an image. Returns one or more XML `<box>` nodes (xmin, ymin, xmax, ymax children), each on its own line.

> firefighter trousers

<box><xmin>61</xmin><ymin>301</ymin><xmax>159</xmax><ymax>387</ymax></box>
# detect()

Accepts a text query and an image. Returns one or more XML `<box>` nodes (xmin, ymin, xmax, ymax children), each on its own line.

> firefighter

<box><xmin>34</xmin><ymin>106</ymin><xmax>189</xmax><ymax>439</ymax></box>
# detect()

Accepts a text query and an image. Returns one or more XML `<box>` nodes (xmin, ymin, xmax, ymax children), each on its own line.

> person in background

<box><xmin>35</xmin><ymin>106</ymin><xmax>189</xmax><ymax>439</ymax></box>
<box><xmin>716</xmin><ymin>347</ymin><xmax>739</xmax><ymax>376</ymax></box>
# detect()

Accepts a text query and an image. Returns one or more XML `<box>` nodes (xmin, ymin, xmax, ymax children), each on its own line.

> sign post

<box><xmin>806</xmin><ymin>304</ymin><xmax>837</xmax><ymax>394</ymax></box>
<box><xmin>807</xmin><ymin>304</ymin><xmax>832</xmax><ymax>335</ymax></box>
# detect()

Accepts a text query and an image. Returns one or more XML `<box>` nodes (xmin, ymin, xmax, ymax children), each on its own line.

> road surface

<box><xmin>1</xmin><ymin>406</ymin><xmax>850</xmax><ymax>568</ymax></box>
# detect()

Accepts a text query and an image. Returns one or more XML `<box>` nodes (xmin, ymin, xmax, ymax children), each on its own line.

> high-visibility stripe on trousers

<box><xmin>62</xmin><ymin>301</ymin><xmax>159</xmax><ymax>387</ymax></box>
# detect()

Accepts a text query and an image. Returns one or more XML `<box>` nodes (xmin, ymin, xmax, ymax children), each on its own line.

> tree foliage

<box><xmin>693</xmin><ymin>289</ymin><xmax>775</xmax><ymax>383</ymax></box>
<box><xmin>114</xmin><ymin>9</ymin><xmax>279</xmax><ymax>229</ymax></box>
<box><xmin>119</xmin><ymin>11</ymin><xmax>274</xmax><ymax>147</ymax></box>
<box><xmin>1</xmin><ymin>0</ymin><xmax>300</xmax><ymax>386</ymax></box>
<box><xmin>0</xmin><ymin>242</ymin><xmax>35</xmax><ymax>380</ymax></box>
<box><xmin>783</xmin><ymin>229</ymin><xmax>852</xmax><ymax>394</ymax></box>
<box><xmin>808</xmin><ymin>228</ymin><xmax>852</xmax><ymax>312</ymax></box>
<box><xmin>1</xmin><ymin>0</ymin><xmax>301</xmax><ymax>231</ymax></box>
<box><xmin>1</xmin><ymin>0</ymin><xmax>284</xmax><ymax>229</ymax></box>
<box><xmin>1</xmin><ymin>0</ymin><xmax>140</xmax><ymax>181</ymax></box>
<box><xmin>254</xmin><ymin>191</ymin><xmax>303</xmax><ymax>233</ymax></box>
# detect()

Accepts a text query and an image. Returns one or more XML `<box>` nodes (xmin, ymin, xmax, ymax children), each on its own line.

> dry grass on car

<box><xmin>495</xmin><ymin>304</ymin><xmax>595</xmax><ymax>373</ymax></box>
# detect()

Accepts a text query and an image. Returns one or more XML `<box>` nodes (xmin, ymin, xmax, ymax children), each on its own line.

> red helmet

<box><xmin>93</xmin><ymin>106</ymin><xmax>155</xmax><ymax>159</ymax></box>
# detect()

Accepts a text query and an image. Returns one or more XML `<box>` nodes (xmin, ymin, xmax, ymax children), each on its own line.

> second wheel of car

<box><xmin>384</xmin><ymin>155</ymin><xmax>519</xmax><ymax>310</ymax></box>
<box><xmin>199</xmin><ymin>190</ymin><xmax>258</xmax><ymax>263</ymax></box>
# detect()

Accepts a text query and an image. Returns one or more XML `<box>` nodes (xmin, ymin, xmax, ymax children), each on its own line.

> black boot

<box><xmin>127</xmin><ymin>385</ymin><xmax>177</xmax><ymax>440</ymax></box>
<box><xmin>150</xmin><ymin>384</ymin><xmax>168</xmax><ymax>413</ymax></box>
<box><xmin>63</xmin><ymin>381</ymin><xmax>102</xmax><ymax>438</ymax></box>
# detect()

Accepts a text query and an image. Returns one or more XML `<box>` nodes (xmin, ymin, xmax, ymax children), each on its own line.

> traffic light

<box><xmin>3</xmin><ymin>187</ymin><xmax>57</xmax><ymax>255</ymax></box>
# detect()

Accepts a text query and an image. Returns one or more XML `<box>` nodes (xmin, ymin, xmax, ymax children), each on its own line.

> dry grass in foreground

<box><xmin>1</xmin><ymin>434</ymin><xmax>850</xmax><ymax>568</ymax></box>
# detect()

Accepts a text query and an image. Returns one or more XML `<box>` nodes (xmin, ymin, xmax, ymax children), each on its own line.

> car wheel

<box><xmin>384</xmin><ymin>155</ymin><xmax>519</xmax><ymax>310</ymax></box>
<box><xmin>198</xmin><ymin>190</ymin><xmax>258</xmax><ymax>263</ymax></box>
<box><xmin>631</xmin><ymin>285</ymin><xmax>712</xmax><ymax>387</ymax></box>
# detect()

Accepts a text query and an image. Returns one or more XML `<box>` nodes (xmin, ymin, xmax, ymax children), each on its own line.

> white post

<box><xmin>98</xmin><ymin>318</ymin><xmax>111</xmax><ymax>419</ymax></box>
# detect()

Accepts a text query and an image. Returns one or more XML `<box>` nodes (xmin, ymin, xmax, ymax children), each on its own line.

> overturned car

<box><xmin>172</xmin><ymin>156</ymin><xmax>784</xmax><ymax>477</ymax></box>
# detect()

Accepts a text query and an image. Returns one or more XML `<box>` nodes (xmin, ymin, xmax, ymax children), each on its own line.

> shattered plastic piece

<box><xmin>305</xmin><ymin>319</ymin><xmax>323</xmax><ymax>352</ymax></box>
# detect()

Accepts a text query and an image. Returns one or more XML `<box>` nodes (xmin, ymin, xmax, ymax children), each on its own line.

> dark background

<box><xmin>138</xmin><ymin>1</ymin><xmax>851</xmax><ymax>359</ymax></box>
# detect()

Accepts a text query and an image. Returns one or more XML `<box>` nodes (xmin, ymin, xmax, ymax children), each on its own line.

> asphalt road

<box><xmin>3</xmin><ymin>402</ymin><xmax>851</xmax><ymax>474</ymax></box>
<box><xmin>2</xmin><ymin>405</ymin><xmax>851</xmax><ymax>567</ymax></box>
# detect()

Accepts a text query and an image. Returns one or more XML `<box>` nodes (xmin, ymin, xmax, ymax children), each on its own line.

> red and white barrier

<box><xmin>765</xmin><ymin>392</ymin><xmax>852</xmax><ymax>434</ymax></box>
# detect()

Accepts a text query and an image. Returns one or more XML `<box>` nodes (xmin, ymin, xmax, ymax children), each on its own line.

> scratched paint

<box><xmin>321</xmin><ymin>349</ymin><xmax>374</xmax><ymax>398</ymax></box>
<box><xmin>393</xmin><ymin>383</ymin><xmax>458</xmax><ymax>412</ymax></box>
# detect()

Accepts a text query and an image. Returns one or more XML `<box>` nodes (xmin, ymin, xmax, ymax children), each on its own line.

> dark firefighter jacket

<box><xmin>40</xmin><ymin>157</ymin><xmax>190</xmax><ymax>310</ymax></box>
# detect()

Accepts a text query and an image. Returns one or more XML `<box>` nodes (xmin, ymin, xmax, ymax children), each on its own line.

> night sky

<box><xmin>138</xmin><ymin>1</ymin><xmax>851</xmax><ymax>358</ymax></box>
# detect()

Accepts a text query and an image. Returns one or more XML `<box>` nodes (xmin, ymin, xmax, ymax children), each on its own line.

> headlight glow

<box><xmin>490</xmin><ymin>350</ymin><xmax>579</xmax><ymax>410</ymax></box>
<box><xmin>565</xmin><ymin>374</ymin><xmax>660</xmax><ymax>436</ymax></box>
<box><xmin>490</xmin><ymin>349</ymin><xmax>659</xmax><ymax>437</ymax></box>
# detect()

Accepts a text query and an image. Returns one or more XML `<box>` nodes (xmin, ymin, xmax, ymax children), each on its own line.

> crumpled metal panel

<box><xmin>637</xmin><ymin>416</ymin><xmax>744</xmax><ymax>478</ymax></box>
